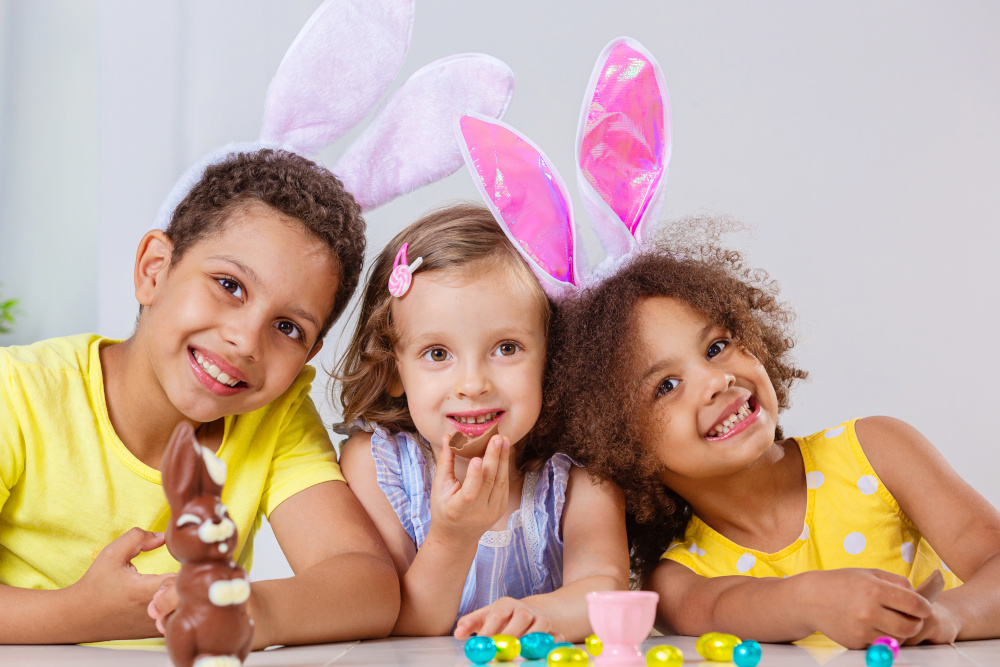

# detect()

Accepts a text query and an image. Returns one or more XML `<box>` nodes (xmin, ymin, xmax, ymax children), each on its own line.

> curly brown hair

<box><xmin>547</xmin><ymin>217</ymin><xmax>806</xmax><ymax>581</ymax></box>
<box><xmin>335</xmin><ymin>202</ymin><xmax>555</xmax><ymax>469</ymax></box>
<box><xmin>165</xmin><ymin>148</ymin><xmax>365</xmax><ymax>338</ymax></box>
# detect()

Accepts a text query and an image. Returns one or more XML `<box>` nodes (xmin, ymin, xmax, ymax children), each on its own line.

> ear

<box><xmin>388</xmin><ymin>364</ymin><xmax>404</xmax><ymax>398</ymax></box>
<box><xmin>161</xmin><ymin>421</ymin><xmax>201</xmax><ymax>512</ymax></box>
<box><xmin>134</xmin><ymin>230</ymin><xmax>173</xmax><ymax>307</ymax></box>
<box><xmin>305</xmin><ymin>338</ymin><xmax>324</xmax><ymax>364</ymax></box>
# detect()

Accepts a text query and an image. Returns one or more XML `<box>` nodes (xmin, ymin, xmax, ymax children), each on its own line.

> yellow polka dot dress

<box><xmin>662</xmin><ymin>419</ymin><xmax>961</xmax><ymax>590</ymax></box>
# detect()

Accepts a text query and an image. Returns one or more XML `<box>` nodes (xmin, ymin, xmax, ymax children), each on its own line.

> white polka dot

<box><xmin>736</xmin><ymin>553</ymin><xmax>757</xmax><ymax>573</ymax></box>
<box><xmin>824</xmin><ymin>425</ymin><xmax>845</xmax><ymax>439</ymax></box>
<box><xmin>799</xmin><ymin>524</ymin><xmax>810</xmax><ymax>541</ymax></box>
<box><xmin>942</xmin><ymin>561</ymin><xmax>952</xmax><ymax>573</ymax></box>
<box><xmin>857</xmin><ymin>475</ymin><xmax>879</xmax><ymax>495</ymax></box>
<box><xmin>806</xmin><ymin>471</ymin><xmax>825</xmax><ymax>489</ymax></box>
<box><xmin>901</xmin><ymin>542</ymin><xmax>915</xmax><ymax>563</ymax></box>
<box><xmin>687</xmin><ymin>542</ymin><xmax>706</xmax><ymax>557</ymax></box>
<box><xmin>844</xmin><ymin>532</ymin><xmax>867</xmax><ymax>555</ymax></box>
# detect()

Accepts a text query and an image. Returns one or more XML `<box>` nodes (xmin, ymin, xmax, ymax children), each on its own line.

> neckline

<box><xmin>689</xmin><ymin>437</ymin><xmax>816</xmax><ymax>560</ymax></box>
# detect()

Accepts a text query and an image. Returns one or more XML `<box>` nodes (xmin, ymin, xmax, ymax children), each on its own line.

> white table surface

<box><xmin>1</xmin><ymin>635</ymin><xmax>999</xmax><ymax>666</ymax></box>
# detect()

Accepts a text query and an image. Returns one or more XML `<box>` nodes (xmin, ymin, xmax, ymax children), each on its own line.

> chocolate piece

<box><xmin>162</xmin><ymin>422</ymin><xmax>254</xmax><ymax>667</ymax></box>
<box><xmin>915</xmin><ymin>569</ymin><xmax>944</xmax><ymax>602</ymax></box>
<box><xmin>449</xmin><ymin>422</ymin><xmax>501</xmax><ymax>458</ymax></box>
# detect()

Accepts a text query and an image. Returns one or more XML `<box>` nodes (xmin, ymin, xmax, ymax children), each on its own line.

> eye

<box><xmin>274</xmin><ymin>320</ymin><xmax>304</xmax><ymax>341</ymax></box>
<box><xmin>494</xmin><ymin>341</ymin><xmax>520</xmax><ymax>357</ymax></box>
<box><xmin>655</xmin><ymin>378</ymin><xmax>680</xmax><ymax>398</ymax></box>
<box><xmin>218</xmin><ymin>277</ymin><xmax>243</xmax><ymax>300</ymax></box>
<box><xmin>707</xmin><ymin>339</ymin><xmax>729</xmax><ymax>359</ymax></box>
<box><xmin>422</xmin><ymin>347</ymin><xmax>451</xmax><ymax>363</ymax></box>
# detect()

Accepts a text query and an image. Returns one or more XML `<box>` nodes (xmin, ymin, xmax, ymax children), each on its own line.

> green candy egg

<box><xmin>547</xmin><ymin>646</ymin><xmax>590</xmax><ymax>666</ymax></box>
<box><xmin>492</xmin><ymin>634</ymin><xmax>521</xmax><ymax>662</ymax></box>
<box><xmin>584</xmin><ymin>634</ymin><xmax>603</xmax><ymax>656</ymax></box>
<box><xmin>696</xmin><ymin>632</ymin><xmax>741</xmax><ymax>662</ymax></box>
<box><xmin>645</xmin><ymin>644</ymin><xmax>684</xmax><ymax>667</ymax></box>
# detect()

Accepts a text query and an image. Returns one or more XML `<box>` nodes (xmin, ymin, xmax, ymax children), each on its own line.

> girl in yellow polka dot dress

<box><xmin>548</xmin><ymin>224</ymin><xmax>1000</xmax><ymax>649</ymax></box>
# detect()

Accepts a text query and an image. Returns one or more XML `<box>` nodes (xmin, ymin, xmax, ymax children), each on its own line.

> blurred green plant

<box><xmin>0</xmin><ymin>284</ymin><xmax>18</xmax><ymax>334</ymax></box>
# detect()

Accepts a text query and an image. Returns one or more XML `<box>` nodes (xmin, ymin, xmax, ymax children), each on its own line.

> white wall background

<box><xmin>1</xmin><ymin>1</ymin><xmax>998</xmax><ymax>581</ymax></box>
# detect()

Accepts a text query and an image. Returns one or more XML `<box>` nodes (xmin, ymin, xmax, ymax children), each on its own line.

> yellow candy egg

<box><xmin>492</xmin><ymin>634</ymin><xmax>521</xmax><ymax>662</ymax></box>
<box><xmin>696</xmin><ymin>632</ymin><xmax>741</xmax><ymax>662</ymax></box>
<box><xmin>547</xmin><ymin>646</ymin><xmax>590</xmax><ymax>666</ymax></box>
<box><xmin>584</xmin><ymin>634</ymin><xmax>603</xmax><ymax>656</ymax></box>
<box><xmin>645</xmin><ymin>644</ymin><xmax>684</xmax><ymax>667</ymax></box>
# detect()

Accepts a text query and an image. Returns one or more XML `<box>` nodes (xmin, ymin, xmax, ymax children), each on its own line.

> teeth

<box><xmin>193</xmin><ymin>351</ymin><xmax>240</xmax><ymax>387</ymax></box>
<box><xmin>455</xmin><ymin>412</ymin><xmax>499</xmax><ymax>425</ymax></box>
<box><xmin>708</xmin><ymin>400</ymin><xmax>752</xmax><ymax>437</ymax></box>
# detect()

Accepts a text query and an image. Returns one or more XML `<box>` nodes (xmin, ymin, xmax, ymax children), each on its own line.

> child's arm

<box><xmin>647</xmin><ymin>559</ymin><xmax>932</xmax><ymax>648</ymax></box>
<box><xmin>0</xmin><ymin>528</ymin><xmax>171</xmax><ymax>643</ymax></box>
<box><xmin>454</xmin><ymin>466</ymin><xmax>630</xmax><ymax>643</ymax></box>
<box><xmin>855</xmin><ymin>416</ymin><xmax>1000</xmax><ymax>643</ymax></box>
<box><xmin>340</xmin><ymin>430</ymin><xmax>511</xmax><ymax>636</ymax></box>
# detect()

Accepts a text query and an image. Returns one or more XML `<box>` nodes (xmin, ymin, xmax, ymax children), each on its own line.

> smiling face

<box><xmin>635</xmin><ymin>296</ymin><xmax>780</xmax><ymax>486</ymax></box>
<box><xmin>137</xmin><ymin>202</ymin><xmax>338</xmax><ymax>424</ymax></box>
<box><xmin>390</xmin><ymin>263</ymin><xmax>547</xmax><ymax>457</ymax></box>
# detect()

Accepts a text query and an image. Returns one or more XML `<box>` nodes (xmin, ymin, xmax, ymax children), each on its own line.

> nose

<box><xmin>221</xmin><ymin>309</ymin><xmax>266</xmax><ymax>362</ymax></box>
<box><xmin>454</xmin><ymin>359</ymin><xmax>491</xmax><ymax>399</ymax></box>
<box><xmin>700</xmin><ymin>363</ymin><xmax>736</xmax><ymax>403</ymax></box>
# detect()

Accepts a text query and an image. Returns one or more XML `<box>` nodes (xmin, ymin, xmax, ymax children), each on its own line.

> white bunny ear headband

<box><xmin>152</xmin><ymin>0</ymin><xmax>515</xmax><ymax>231</ymax></box>
<box><xmin>454</xmin><ymin>37</ymin><xmax>670</xmax><ymax>300</ymax></box>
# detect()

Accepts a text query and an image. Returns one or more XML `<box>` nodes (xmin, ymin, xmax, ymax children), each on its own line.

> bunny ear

<box><xmin>457</xmin><ymin>113</ymin><xmax>582</xmax><ymax>299</ymax></box>
<box><xmin>259</xmin><ymin>0</ymin><xmax>415</xmax><ymax>156</ymax></box>
<box><xmin>333</xmin><ymin>53</ymin><xmax>515</xmax><ymax>212</ymax></box>
<box><xmin>576</xmin><ymin>37</ymin><xmax>671</xmax><ymax>258</ymax></box>
<box><xmin>162</xmin><ymin>422</ymin><xmax>202</xmax><ymax>511</ymax></box>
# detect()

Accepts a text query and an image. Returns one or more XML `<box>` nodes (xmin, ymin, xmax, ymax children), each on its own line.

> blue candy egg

<box><xmin>733</xmin><ymin>639</ymin><xmax>762</xmax><ymax>667</ymax></box>
<box><xmin>865</xmin><ymin>644</ymin><xmax>894</xmax><ymax>667</ymax></box>
<box><xmin>552</xmin><ymin>642</ymin><xmax>575</xmax><ymax>649</ymax></box>
<box><xmin>521</xmin><ymin>632</ymin><xmax>556</xmax><ymax>660</ymax></box>
<box><xmin>465</xmin><ymin>635</ymin><xmax>498</xmax><ymax>664</ymax></box>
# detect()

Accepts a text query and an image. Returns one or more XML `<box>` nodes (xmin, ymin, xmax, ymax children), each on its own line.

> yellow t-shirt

<box><xmin>662</xmin><ymin>419</ymin><xmax>961</xmax><ymax>590</ymax></box>
<box><xmin>0</xmin><ymin>334</ymin><xmax>344</xmax><ymax>590</ymax></box>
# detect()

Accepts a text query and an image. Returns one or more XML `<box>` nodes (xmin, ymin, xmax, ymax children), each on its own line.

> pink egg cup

<box><xmin>586</xmin><ymin>591</ymin><xmax>659</xmax><ymax>665</ymax></box>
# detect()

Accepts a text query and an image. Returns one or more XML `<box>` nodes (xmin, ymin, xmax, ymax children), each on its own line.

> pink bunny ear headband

<box><xmin>453</xmin><ymin>37</ymin><xmax>671</xmax><ymax>300</ymax></box>
<box><xmin>152</xmin><ymin>0</ymin><xmax>515</xmax><ymax>231</ymax></box>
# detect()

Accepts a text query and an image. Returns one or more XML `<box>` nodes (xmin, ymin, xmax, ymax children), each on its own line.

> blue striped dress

<box><xmin>367</xmin><ymin>425</ymin><xmax>572</xmax><ymax>618</ymax></box>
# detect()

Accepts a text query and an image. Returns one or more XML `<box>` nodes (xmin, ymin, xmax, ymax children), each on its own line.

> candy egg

<box><xmin>645</xmin><ymin>644</ymin><xmax>684</xmax><ymax>667</ymax></box>
<box><xmin>733</xmin><ymin>639</ymin><xmax>761</xmax><ymax>667</ymax></box>
<box><xmin>584</xmin><ymin>634</ymin><xmax>603</xmax><ymax>656</ymax></box>
<box><xmin>493</xmin><ymin>634</ymin><xmax>521</xmax><ymax>662</ymax></box>
<box><xmin>865</xmin><ymin>644</ymin><xmax>894</xmax><ymax>667</ymax></box>
<box><xmin>552</xmin><ymin>642</ymin><xmax>575</xmax><ymax>649</ymax></box>
<box><xmin>464</xmin><ymin>635</ymin><xmax>497</xmax><ymax>664</ymax></box>
<box><xmin>872</xmin><ymin>636</ymin><xmax>900</xmax><ymax>659</ymax></box>
<box><xmin>696</xmin><ymin>632</ymin><xmax>741</xmax><ymax>662</ymax></box>
<box><xmin>521</xmin><ymin>632</ymin><xmax>557</xmax><ymax>660</ymax></box>
<box><xmin>547</xmin><ymin>646</ymin><xmax>589</xmax><ymax>666</ymax></box>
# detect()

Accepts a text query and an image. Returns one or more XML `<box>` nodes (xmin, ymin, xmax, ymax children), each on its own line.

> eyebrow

<box><xmin>639</xmin><ymin>322</ymin><xmax>717</xmax><ymax>384</ymax></box>
<box><xmin>208</xmin><ymin>254</ymin><xmax>322</xmax><ymax>333</ymax></box>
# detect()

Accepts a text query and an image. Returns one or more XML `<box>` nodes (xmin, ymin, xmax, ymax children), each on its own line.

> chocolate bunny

<box><xmin>162</xmin><ymin>421</ymin><xmax>253</xmax><ymax>667</ymax></box>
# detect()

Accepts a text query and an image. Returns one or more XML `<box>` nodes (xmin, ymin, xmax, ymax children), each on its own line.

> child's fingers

<box><xmin>880</xmin><ymin>580</ymin><xmax>933</xmax><ymax>620</ymax></box>
<box><xmin>475</xmin><ymin>599</ymin><xmax>515</xmax><ymax>637</ymax></box>
<box><xmin>477</xmin><ymin>436</ymin><xmax>504</xmax><ymax>495</ymax></box>
<box><xmin>436</xmin><ymin>434</ymin><xmax>458</xmax><ymax>486</ymax></box>
<box><xmin>494</xmin><ymin>605</ymin><xmax>535</xmax><ymax>639</ymax></box>
<box><xmin>460</xmin><ymin>458</ymin><xmax>485</xmax><ymax>501</ymax></box>
<box><xmin>102</xmin><ymin>527</ymin><xmax>166</xmax><ymax>565</ymax></box>
<box><xmin>453</xmin><ymin>608</ymin><xmax>487</xmax><ymax>640</ymax></box>
<box><xmin>488</xmin><ymin>437</ymin><xmax>512</xmax><ymax>505</ymax></box>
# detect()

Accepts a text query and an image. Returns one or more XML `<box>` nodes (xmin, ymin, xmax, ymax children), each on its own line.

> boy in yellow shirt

<box><xmin>0</xmin><ymin>148</ymin><xmax>398</xmax><ymax>646</ymax></box>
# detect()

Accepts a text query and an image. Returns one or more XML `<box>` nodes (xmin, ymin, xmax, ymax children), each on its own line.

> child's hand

<box><xmin>454</xmin><ymin>596</ymin><xmax>562</xmax><ymax>642</ymax></box>
<box><xmin>802</xmin><ymin>569</ymin><xmax>933</xmax><ymax>648</ymax></box>
<box><xmin>902</xmin><ymin>600</ymin><xmax>962</xmax><ymax>645</ymax></box>
<box><xmin>147</xmin><ymin>576</ymin><xmax>178</xmax><ymax>635</ymax></box>
<box><xmin>430</xmin><ymin>433</ymin><xmax>511</xmax><ymax>544</ymax></box>
<box><xmin>70</xmin><ymin>528</ymin><xmax>173</xmax><ymax>636</ymax></box>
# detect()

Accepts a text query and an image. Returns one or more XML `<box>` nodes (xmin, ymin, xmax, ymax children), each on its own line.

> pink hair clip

<box><xmin>388</xmin><ymin>243</ymin><xmax>424</xmax><ymax>297</ymax></box>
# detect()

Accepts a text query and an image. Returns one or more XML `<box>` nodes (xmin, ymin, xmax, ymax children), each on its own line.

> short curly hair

<box><xmin>336</xmin><ymin>202</ymin><xmax>554</xmax><ymax>470</ymax></box>
<box><xmin>547</xmin><ymin>217</ymin><xmax>806</xmax><ymax>581</ymax></box>
<box><xmin>164</xmin><ymin>148</ymin><xmax>365</xmax><ymax>338</ymax></box>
